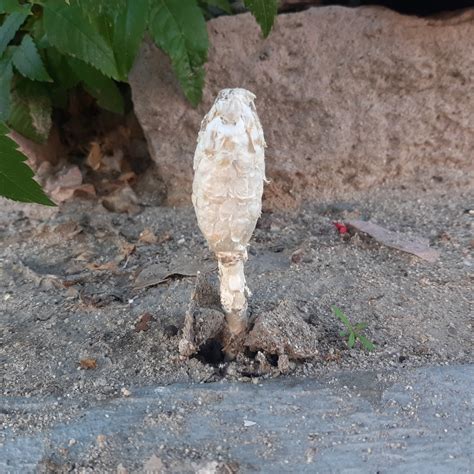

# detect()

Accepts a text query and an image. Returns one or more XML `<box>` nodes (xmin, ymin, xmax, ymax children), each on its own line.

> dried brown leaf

<box><xmin>133</xmin><ymin>262</ymin><xmax>216</xmax><ymax>290</ymax></box>
<box><xmin>347</xmin><ymin>220</ymin><xmax>440</xmax><ymax>262</ymax></box>
<box><xmin>138</xmin><ymin>228</ymin><xmax>158</xmax><ymax>244</ymax></box>
<box><xmin>86</xmin><ymin>142</ymin><xmax>102</xmax><ymax>170</ymax></box>
<box><xmin>102</xmin><ymin>185</ymin><xmax>140</xmax><ymax>214</ymax></box>
<box><xmin>135</xmin><ymin>312</ymin><xmax>155</xmax><ymax>332</ymax></box>
<box><xmin>45</xmin><ymin>165</ymin><xmax>82</xmax><ymax>191</ymax></box>
<box><xmin>80</xmin><ymin>358</ymin><xmax>97</xmax><ymax>369</ymax></box>
<box><xmin>86</xmin><ymin>261</ymin><xmax>118</xmax><ymax>272</ymax></box>
<box><xmin>118</xmin><ymin>171</ymin><xmax>137</xmax><ymax>183</ymax></box>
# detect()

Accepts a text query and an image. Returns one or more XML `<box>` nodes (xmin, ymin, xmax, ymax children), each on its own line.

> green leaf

<box><xmin>202</xmin><ymin>0</ymin><xmax>232</xmax><ymax>13</ymax></box>
<box><xmin>243</xmin><ymin>0</ymin><xmax>277</xmax><ymax>38</ymax></box>
<box><xmin>42</xmin><ymin>0</ymin><xmax>119</xmax><ymax>79</ymax></box>
<box><xmin>332</xmin><ymin>305</ymin><xmax>351</xmax><ymax>328</ymax></box>
<box><xmin>0</xmin><ymin>57</ymin><xmax>13</xmax><ymax>120</ymax></box>
<box><xmin>12</xmin><ymin>34</ymin><xmax>52</xmax><ymax>82</ymax></box>
<box><xmin>73</xmin><ymin>0</ymin><xmax>121</xmax><ymax>18</ymax></box>
<box><xmin>358</xmin><ymin>334</ymin><xmax>375</xmax><ymax>352</ymax></box>
<box><xmin>148</xmin><ymin>0</ymin><xmax>208</xmax><ymax>106</ymax></box>
<box><xmin>68</xmin><ymin>57</ymin><xmax>123</xmax><ymax>114</ymax></box>
<box><xmin>339</xmin><ymin>330</ymin><xmax>348</xmax><ymax>337</ymax></box>
<box><xmin>44</xmin><ymin>46</ymin><xmax>79</xmax><ymax>89</ymax></box>
<box><xmin>354</xmin><ymin>322</ymin><xmax>368</xmax><ymax>331</ymax></box>
<box><xmin>112</xmin><ymin>0</ymin><xmax>147</xmax><ymax>79</ymax></box>
<box><xmin>348</xmin><ymin>332</ymin><xmax>356</xmax><ymax>348</ymax></box>
<box><xmin>43</xmin><ymin>47</ymin><xmax>79</xmax><ymax>108</ymax></box>
<box><xmin>0</xmin><ymin>8</ymin><xmax>29</xmax><ymax>56</ymax></box>
<box><xmin>0</xmin><ymin>0</ymin><xmax>23</xmax><ymax>14</ymax></box>
<box><xmin>8</xmin><ymin>79</ymin><xmax>52</xmax><ymax>143</ymax></box>
<box><xmin>0</xmin><ymin>121</ymin><xmax>54</xmax><ymax>205</ymax></box>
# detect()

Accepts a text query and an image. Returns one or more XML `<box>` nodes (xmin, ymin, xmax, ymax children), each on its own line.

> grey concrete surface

<box><xmin>1</xmin><ymin>365</ymin><xmax>472</xmax><ymax>473</ymax></box>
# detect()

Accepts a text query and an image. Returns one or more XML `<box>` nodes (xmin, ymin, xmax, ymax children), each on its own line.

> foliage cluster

<box><xmin>332</xmin><ymin>306</ymin><xmax>375</xmax><ymax>352</ymax></box>
<box><xmin>0</xmin><ymin>0</ymin><xmax>277</xmax><ymax>204</ymax></box>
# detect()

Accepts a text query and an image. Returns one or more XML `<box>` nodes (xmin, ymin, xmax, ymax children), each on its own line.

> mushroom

<box><xmin>192</xmin><ymin>88</ymin><xmax>266</xmax><ymax>336</ymax></box>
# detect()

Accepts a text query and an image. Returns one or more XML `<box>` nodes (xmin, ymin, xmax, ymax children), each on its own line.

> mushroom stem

<box><xmin>217</xmin><ymin>250</ymin><xmax>249</xmax><ymax>335</ymax></box>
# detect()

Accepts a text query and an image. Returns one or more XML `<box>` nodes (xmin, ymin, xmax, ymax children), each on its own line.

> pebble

<box><xmin>121</xmin><ymin>387</ymin><xmax>132</xmax><ymax>397</ymax></box>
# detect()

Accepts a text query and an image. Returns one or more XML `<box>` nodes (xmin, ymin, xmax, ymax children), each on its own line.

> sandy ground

<box><xmin>1</xmin><ymin>181</ymin><xmax>472</xmax><ymax>471</ymax></box>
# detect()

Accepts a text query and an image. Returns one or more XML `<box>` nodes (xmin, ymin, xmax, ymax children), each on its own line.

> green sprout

<box><xmin>332</xmin><ymin>306</ymin><xmax>375</xmax><ymax>352</ymax></box>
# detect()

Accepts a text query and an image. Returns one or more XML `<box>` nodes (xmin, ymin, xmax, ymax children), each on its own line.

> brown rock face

<box><xmin>130</xmin><ymin>7</ymin><xmax>474</xmax><ymax>208</ymax></box>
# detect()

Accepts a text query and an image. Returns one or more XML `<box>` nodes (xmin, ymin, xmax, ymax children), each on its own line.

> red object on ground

<box><xmin>333</xmin><ymin>221</ymin><xmax>348</xmax><ymax>234</ymax></box>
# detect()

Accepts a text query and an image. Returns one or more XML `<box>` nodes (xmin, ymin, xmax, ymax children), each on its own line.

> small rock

<box><xmin>121</xmin><ymin>387</ymin><xmax>131</xmax><ymax>397</ymax></box>
<box><xmin>163</xmin><ymin>324</ymin><xmax>179</xmax><ymax>337</ymax></box>
<box><xmin>143</xmin><ymin>454</ymin><xmax>165</xmax><ymax>472</ymax></box>
<box><xmin>244</xmin><ymin>420</ymin><xmax>257</xmax><ymax>427</ymax></box>
<box><xmin>255</xmin><ymin>351</ymin><xmax>272</xmax><ymax>373</ymax></box>
<box><xmin>291</xmin><ymin>248</ymin><xmax>304</xmax><ymax>264</ymax></box>
<box><xmin>278</xmin><ymin>354</ymin><xmax>291</xmax><ymax>374</ymax></box>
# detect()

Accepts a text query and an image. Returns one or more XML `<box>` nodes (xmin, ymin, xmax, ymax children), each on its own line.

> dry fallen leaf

<box><xmin>158</xmin><ymin>231</ymin><xmax>173</xmax><ymax>244</ymax></box>
<box><xmin>135</xmin><ymin>312</ymin><xmax>155</xmax><ymax>332</ymax></box>
<box><xmin>118</xmin><ymin>171</ymin><xmax>136</xmax><ymax>183</ymax></box>
<box><xmin>52</xmin><ymin>221</ymin><xmax>83</xmax><ymax>238</ymax></box>
<box><xmin>347</xmin><ymin>220</ymin><xmax>440</xmax><ymax>262</ymax></box>
<box><xmin>102</xmin><ymin>185</ymin><xmax>140</xmax><ymax>214</ymax></box>
<box><xmin>139</xmin><ymin>228</ymin><xmax>158</xmax><ymax>244</ymax></box>
<box><xmin>116</xmin><ymin>242</ymin><xmax>136</xmax><ymax>264</ymax></box>
<box><xmin>133</xmin><ymin>262</ymin><xmax>216</xmax><ymax>290</ymax></box>
<box><xmin>45</xmin><ymin>165</ymin><xmax>82</xmax><ymax>191</ymax></box>
<box><xmin>74</xmin><ymin>251</ymin><xmax>95</xmax><ymax>261</ymax></box>
<box><xmin>80</xmin><ymin>358</ymin><xmax>97</xmax><ymax>369</ymax></box>
<box><xmin>86</xmin><ymin>261</ymin><xmax>118</xmax><ymax>272</ymax></box>
<box><xmin>50</xmin><ymin>184</ymin><xmax>96</xmax><ymax>203</ymax></box>
<box><xmin>86</xmin><ymin>141</ymin><xmax>102</xmax><ymax>170</ymax></box>
<box><xmin>101</xmin><ymin>149</ymin><xmax>124</xmax><ymax>173</ymax></box>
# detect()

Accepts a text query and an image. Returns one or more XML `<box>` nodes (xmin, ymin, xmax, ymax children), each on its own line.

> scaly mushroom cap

<box><xmin>192</xmin><ymin>88</ymin><xmax>266</xmax><ymax>254</ymax></box>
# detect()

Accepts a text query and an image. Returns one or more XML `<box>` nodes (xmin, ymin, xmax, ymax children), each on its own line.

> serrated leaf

<box><xmin>0</xmin><ymin>121</ymin><xmax>54</xmax><ymax>205</ymax></box>
<box><xmin>68</xmin><ymin>57</ymin><xmax>123</xmax><ymax>114</ymax></box>
<box><xmin>43</xmin><ymin>0</ymin><xmax>119</xmax><ymax>80</ymax></box>
<box><xmin>0</xmin><ymin>8</ymin><xmax>29</xmax><ymax>56</ymax></box>
<box><xmin>12</xmin><ymin>34</ymin><xmax>52</xmax><ymax>82</ymax></box>
<box><xmin>112</xmin><ymin>0</ymin><xmax>147</xmax><ymax>79</ymax></box>
<box><xmin>0</xmin><ymin>57</ymin><xmax>13</xmax><ymax>120</ymax></box>
<box><xmin>244</xmin><ymin>0</ymin><xmax>277</xmax><ymax>38</ymax></box>
<box><xmin>358</xmin><ymin>334</ymin><xmax>375</xmax><ymax>352</ymax></box>
<box><xmin>348</xmin><ymin>331</ymin><xmax>355</xmax><ymax>348</ymax></box>
<box><xmin>8</xmin><ymin>80</ymin><xmax>52</xmax><ymax>143</ymax></box>
<box><xmin>332</xmin><ymin>305</ymin><xmax>351</xmax><ymax>328</ymax></box>
<box><xmin>148</xmin><ymin>0</ymin><xmax>208</xmax><ymax>106</ymax></box>
<box><xmin>202</xmin><ymin>0</ymin><xmax>232</xmax><ymax>13</ymax></box>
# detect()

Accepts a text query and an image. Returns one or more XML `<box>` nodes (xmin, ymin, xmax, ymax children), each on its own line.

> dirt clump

<box><xmin>246</xmin><ymin>300</ymin><xmax>319</xmax><ymax>359</ymax></box>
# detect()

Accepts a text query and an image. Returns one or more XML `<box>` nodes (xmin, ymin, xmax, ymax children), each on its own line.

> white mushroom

<box><xmin>192</xmin><ymin>88</ymin><xmax>266</xmax><ymax>336</ymax></box>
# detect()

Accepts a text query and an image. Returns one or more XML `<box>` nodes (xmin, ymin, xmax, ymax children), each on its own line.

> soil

<box><xmin>1</xmin><ymin>181</ymin><xmax>472</xmax><ymax>470</ymax></box>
